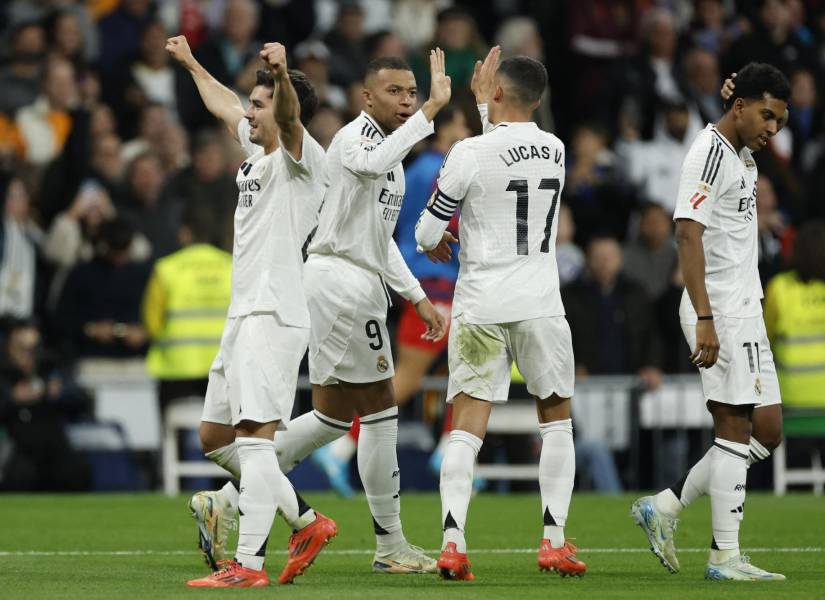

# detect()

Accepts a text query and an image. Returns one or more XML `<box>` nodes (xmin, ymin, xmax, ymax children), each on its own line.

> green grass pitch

<box><xmin>3</xmin><ymin>492</ymin><xmax>823</xmax><ymax>599</ymax></box>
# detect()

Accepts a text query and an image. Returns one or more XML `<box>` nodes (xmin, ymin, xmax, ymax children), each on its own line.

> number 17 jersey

<box><xmin>433</xmin><ymin>122</ymin><xmax>566</xmax><ymax>324</ymax></box>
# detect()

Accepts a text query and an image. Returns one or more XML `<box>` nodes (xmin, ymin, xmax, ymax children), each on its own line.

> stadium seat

<box><xmin>163</xmin><ymin>397</ymin><xmax>226</xmax><ymax>495</ymax></box>
<box><xmin>773</xmin><ymin>409</ymin><xmax>825</xmax><ymax>496</ymax></box>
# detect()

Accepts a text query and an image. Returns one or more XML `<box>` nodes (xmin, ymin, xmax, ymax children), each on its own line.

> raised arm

<box><xmin>472</xmin><ymin>46</ymin><xmax>500</xmax><ymax>134</ymax></box>
<box><xmin>260</xmin><ymin>42</ymin><xmax>304</xmax><ymax>160</ymax></box>
<box><xmin>166</xmin><ymin>35</ymin><xmax>244</xmax><ymax>140</ymax></box>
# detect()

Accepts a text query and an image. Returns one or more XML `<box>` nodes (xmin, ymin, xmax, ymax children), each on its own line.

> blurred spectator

<box><xmin>411</xmin><ymin>7</ymin><xmax>483</xmax><ymax>97</ymax></box>
<box><xmin>308</xmin><ymin>103</ymin><xmax>345</xmax><ymax>151</ymax></box>
<box><xmin>0</xmin><ymin>20</ymin><xmax>47</xmax><ymax>115</ymax></box>
<box><xmin>563</xmin><ymin>236</ymin><xmax>662</xmax><ymax>389</ymax></box>
<box><xmin>755</xmin><ymin>174</ymin><xmax>789</xmax><ymax>287</ymax></box>
<box><xmin>764</xmin><ymin>221</ymin><xmax>825</xmax><ymax>408</ymax></box>
<box><xmin>622</xmin><ymin>202</ymin><xmax>677</xmax><ymax>301</ymax></box>
<box><xmin>364</xmin><ymin>29</ymin><xmax>407</xmax><ymax>61</ymax></box>
<box><xmin>129</xmin><ymin>21</ymin><xmax>179</xmax><ymax>117</ymax></box>
<box><xmin>324</xmin><ymin>0</ymin><xmax>368</xmax><ymax>88</ymax></box>
<box><xmin>690</xmin><ymin>0</ymin><xmax>747</xmax><ymax>55</ymax></box>
<box><xmin>724</xmin><ymin>0</ymin><xmax>817</xmax><ymax>78</ymax></box>
<box><xmin>179</xmin><ymin>0</ymin><xmax>261</xmax><ymax>130</ymax></box>
<box><xmin>46</xmin><ymin>8</ymin><xmax>87</xmax><ymax>69</ymax></box>
<box><xmin>120</xmin><ymin>151</ymin><xmax>181</xmax><ymax>258</ymax></box>
<box><xmin>122</xmin><ymin>102</ymin><xmax>172</xmax><ymax>164</ymax></box>
<box><xmin>620</xmin><ymin>100</ymin><xmax>699</xmax><ymax>212</ymax></box>
<box><xmin>392</xmin><ymin>0</ymin><xmax>442</xmax><ymax>51</ymax></box>
<box><xmin>787</xmin><ymin>67</ymin><xmax>822</xmax><ymax>169</ymax></box>
<box><xmin>0</xmin><ymin>319</ymin><xmax>90</xmax><ymax>491</ymax></box>
<box><xmin>0</xmin><ymin>177</ymin><xmax>42</xmax><ymax>319</ymax></box>
<box><xmin>556</xmin><ymin>203</ymin><xmax>585</xmax><ymax>287</ymax></box>
<box><xmin>167</xmin><ymin>130</ymin><xmax>235</xmax><ymax>252</ymax></box>
<box><xmin>56</xmin><ymin>217</ymin><xmax>151</xmax><ymax>358</ymax></box>
<box><xmin>682</xmin><ymin>47</ymin><xmax>724</xmax><ymax>124</ymax></box>
<box><xmin>15</xmin><ymin>56</ymin><xmax>77</xmax><ymax>167</ymax></box>
<box><xmin>88</xmin><ymin>133</ymin><xmax>127</xmax><ymax>202</ymax></box>
<box><xmin>43</xmin><ymin>181</ymin><xmax>150</xmax><ymax>311</ymax></box>
<box><xmin>565</xmin><ymin>0</ymin><xmax>640</xmax><ymax>133</ymax></box>
<box><xmin>621</xmin><ymin>8</ymin><xmax>687</xmax><ymax>141</ymax></box>
<box><xmin>142</xmin><ymin>208</ymin><xmax>231</xmax><ymax>410</ymax></box>
<box><xmin>495</xmin><ymin>16</ymin><xmax>554</xmax><ymax>133</ymax></box>
<box><xmin>293</xmin><ymin>40</ymin><xmax>347</xmax><ymax>112</ymax></box>
<box><xmin>655</xmin><ymin>264</ymin><xmax>693</xmax><ymax>374</ymax></box>
<box><xmin>97</xmin><ymin>0</ymin><xmax>155</xmax><ymax>75</ymax></box>
<box><xmin>565</xmin><ymin>122</ymin><xmax>636</xmax><ymax>244</ymax></box>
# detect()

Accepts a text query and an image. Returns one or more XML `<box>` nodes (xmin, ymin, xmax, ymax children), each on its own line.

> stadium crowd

<box><xmin>0</xmin><ymin>0</ymin><xmax>824</xmax><ymax>491</ymax></box>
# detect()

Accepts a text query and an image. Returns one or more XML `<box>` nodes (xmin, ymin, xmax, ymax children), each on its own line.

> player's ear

<box><xmin>493</xmin><ymin>85</ymin><xmax>504</xmax><ymax>103</ymax></box>
<box><xmin>362</xmin><ymin>88</ymin><xmax>372</xmax><ymax>108</ymax></box>
<box><xmin>732</xmin><ymin>97</ymin><xmax>745</xmax><ymax>118</ymax></box>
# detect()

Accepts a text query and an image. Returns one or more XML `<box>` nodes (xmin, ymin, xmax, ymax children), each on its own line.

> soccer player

<box><xmin>415</xmin><ymin>47</ymin><xmax>586</xmax><ymax>580</ymax></box>
<box><xmin>631</xmin><ymin>62</ymin><xmax>790</xmax><ymax>581</ymax></box>
<box><xmin>270</xmin><ymin>50</ymin><xmax>452</xmax><ymax>574</ymax></box>
<box><xmin>166</xmin><ymin>36</ymin><xmax>336</xmax><ymax>587</ymax></box>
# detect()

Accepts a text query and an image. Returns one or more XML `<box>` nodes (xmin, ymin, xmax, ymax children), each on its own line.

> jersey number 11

<box><xmin>506</xmin><ymin>178</ymin><xmax>560</xmax><ymax>255</ymax></box>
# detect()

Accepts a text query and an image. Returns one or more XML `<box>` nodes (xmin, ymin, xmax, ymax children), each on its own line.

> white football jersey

<box><xmin>673</xmin><ymin>124</ymin><xmax>762</xmax><ymax>320</ymax></box>
<box><xmin>229</xmin><ymin>118</ymin><xmax>326</xmax><ymax>325</ymax></box>
<box><xmin>307</xmin><ymin>110</ymin><xmax>433</xmax><ymax>302</ymax></box>
<box><xmin>419</xmin><ymin>121</ymin><xmax>567</xmax><ymax>324</ymax></box>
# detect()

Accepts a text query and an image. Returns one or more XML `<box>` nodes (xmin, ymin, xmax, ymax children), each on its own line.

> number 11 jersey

<box><xmin>432</xmin><ymin>122</ymin><xmax>566</xmax><ymax>324</ymax></box>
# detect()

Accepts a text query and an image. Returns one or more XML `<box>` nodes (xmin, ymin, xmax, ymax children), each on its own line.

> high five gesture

<box><xmin>422</xmin><ymin>47</ymin><xmax>452</xmax><ymax>121</ymax></box>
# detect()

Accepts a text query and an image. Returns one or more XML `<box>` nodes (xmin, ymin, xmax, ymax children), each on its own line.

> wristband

<box><xmin>697</xmin><ymin>315</ymin><xmax>714</xmax><ymax>321</ymax></box>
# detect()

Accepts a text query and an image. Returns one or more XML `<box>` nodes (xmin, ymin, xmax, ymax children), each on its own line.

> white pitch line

<box><xmin>0</xmin><ymin>547</ymin><xmax>822</xmax><ymax>557</ymax></box>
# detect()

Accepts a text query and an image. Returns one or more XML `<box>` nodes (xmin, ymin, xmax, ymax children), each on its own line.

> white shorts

<box><xmin>305</xmin><ymin>255</ymin><xmax>393</xmax><ymax>385</ymax></box>
<box><xmin>447</xmin><ymin>315</ymin><xmax>575</xmax><ymax>403</ymax></box>
<box><xmin>681</xmin><ymin>315</ymin><xmax>781</xmax><ymax>407</ymax></box>
<box><xmin>201</xmin><ymin>313</ymin><xmax>309</xmax><ymax>428</ymax></box>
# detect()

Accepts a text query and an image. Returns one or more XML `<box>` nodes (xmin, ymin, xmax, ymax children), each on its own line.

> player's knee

<box><xmin>755</xmin><ymin>430</ymin><xmax>783</xmax><ymax>452</ymax></box>
<box><xmin>199</xmin><ymin>422</ymin><xmax>233</xmax><ymax>454</ymax></box>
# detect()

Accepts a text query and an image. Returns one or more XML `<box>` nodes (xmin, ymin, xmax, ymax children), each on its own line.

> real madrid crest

<box><xmin>377</xmin><ymin>355</ymin><xmax>389</xmax><ymax>373</ymax></box>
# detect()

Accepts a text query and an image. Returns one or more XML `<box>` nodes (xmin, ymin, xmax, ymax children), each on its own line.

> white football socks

<box><xmin>439</xmin><ymin>430</ymin><xmax>483</xmax><ymax>554</ymax></box>
<box><xmin>358</xmin><ymin>406</ymin><xmax>405</xmax><ymax>549</ymax></box>
<box><xmin>205</xmin><ymin>443</ymin><xmax>240</xmax><ymax>479</ymax></box>
<box><xmin>709</xmin><ymin>438</ymin><xmax>749</xmax><ymax>556</ymax></box>
<box><xmin>539</xmin><ymin>419</ymin><xmax>575</xmax><ymax>548</ymax></box>
<box><xmin>274</xmin><ymin>410</ymin><xmax>352</xmax><ymax>474</ymax></box>
<box><xmin>235</xmin><ymin>437</ymin><xmax>282</xmax><ymax>571</ymax></box>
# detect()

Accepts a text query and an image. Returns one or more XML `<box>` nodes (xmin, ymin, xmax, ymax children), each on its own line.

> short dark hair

<box><xmin>254</xmin><ymin>68</ymin><xmax>319</xmax><ymax>126</ymax></box>
<box><xmin>433</xmin><ymin>104</ymin><xmax>460</xmax><ymax>131</ymax></box>
<box><xmin>793</xmin><ymin>221</ymin><xmax>825</xmax><ymax>283</ymax></box>
<box><xmin>99</xmin><ymin>217</ymin><xmax>134</xmax><ymax>253</ymax></box>
<box><xmin>364</xmin><ymin>56</ymin><xmax>412</xmax><ymax>79</ymax></box>
<box><xmin>181</xmin><ymin>205</ymin><xmax>217</xmax><ymax>245</ymax></box>
<box><xmin>497</xmin><ymin>56</ymin><xmax>547</xmax><ymax>107</ymax></box>
<box><xmin>723</xmin><ymin>62</ymin><xmax>790</xmax><ymax>111</ymax></box>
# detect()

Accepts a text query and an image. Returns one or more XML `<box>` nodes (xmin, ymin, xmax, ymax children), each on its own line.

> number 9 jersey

<box><xmin>417</xmin><ymin>120</ymin><xmax>567</xmax><ymax>325</ymax></box>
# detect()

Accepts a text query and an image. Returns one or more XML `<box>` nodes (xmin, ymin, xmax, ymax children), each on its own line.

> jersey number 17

<box><xmin>505</xmin><ymin>178</ymin><xmax>560</xmax><ymax>255</ymax></box>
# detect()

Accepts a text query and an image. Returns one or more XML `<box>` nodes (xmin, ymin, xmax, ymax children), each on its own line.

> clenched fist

<box><xmin>260</xmin><ymin>42</ymin><xmax>287</xmax><ymax>79</ymax></box>
<box><xmin>165</xmin><ymin>35</ymin><xmax>194</xmax><ymax>68</ymax></box>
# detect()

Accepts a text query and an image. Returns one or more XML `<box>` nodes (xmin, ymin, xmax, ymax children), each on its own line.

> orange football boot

<box><xmin>537</xmin><ymin>540</ymin><xmax>587</xmax><ymax>577</ymax></box>
<box><xmin>186</xmin><ymin>560</ymin><xmax>269</xmax><ymax>587</ymax></box>
<box><xmin>437</xmin><ymin>542</ymin><xmax>475</xmax><ymax>581</ymax></box>
<box><xmin>278</xmin><ymin>512</ymin><xmax>338</xmax><ymax>584</ymax></box>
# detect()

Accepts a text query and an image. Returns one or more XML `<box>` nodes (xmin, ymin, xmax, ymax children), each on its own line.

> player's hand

<box><xmin>165</xmin><ymin>35</ymin><xmax>194</xmax><ymax>68</ymax></box>
<box><xmin>414</xmin><ymin>298</ymin><xmax>448</xmax><ymax>342</ymax></box>
<box><xmin>721</xmin><ymin>72</ymin><xmax>736</xmax><ymax>101</ymax></box>
<box><xmin>425</xmin><ymin>47</ymin><xmax>452</xmax><ymax>111</ymax></box>
<box><xmin>260</xmin><ymin>42</ymin><xmax>287</xmax><ymax>80</ymax></box>
<box><xmin>690</xmin><ymin>320</ymin><xmax>720</xmax><ymax>368</ymax></box>
<box><xmin>471</xmin><ymin>45</ymin><xmax>500</xmax><ymax>105</ymax></box>
<box><xmin>425</xmin><ymin>231</ymin><xmax>458</xmax><ymax>263</ymax></box>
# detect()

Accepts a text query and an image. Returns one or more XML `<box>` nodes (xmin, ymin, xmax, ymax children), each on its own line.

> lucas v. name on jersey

<box><xmin>499</xmin><ymin>143</ymin><xmax>562</xmax><ymax>168</ymax></box>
